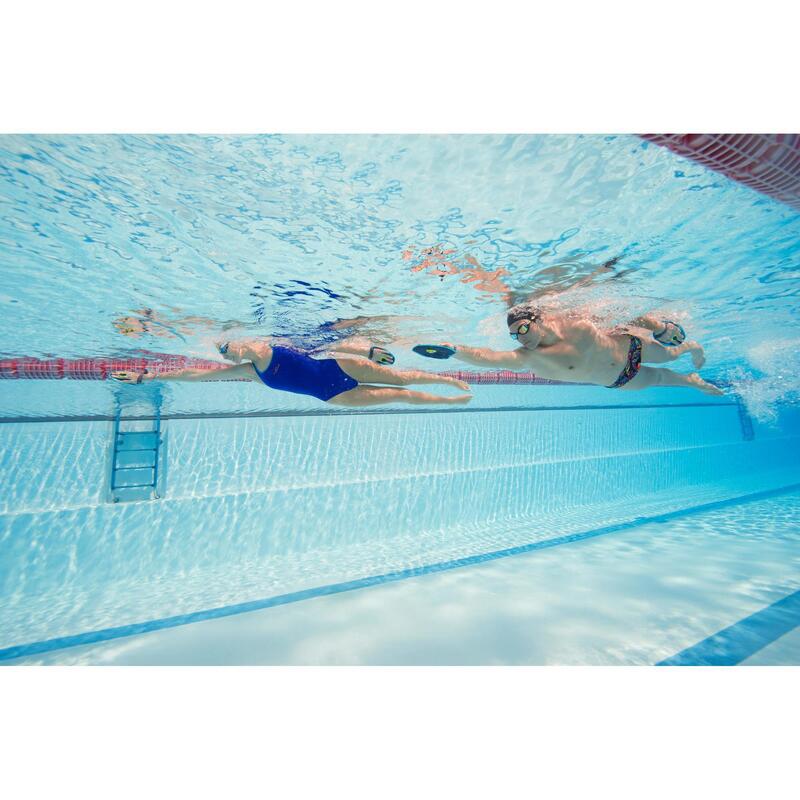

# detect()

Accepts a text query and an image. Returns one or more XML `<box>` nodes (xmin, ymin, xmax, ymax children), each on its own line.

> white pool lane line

<box><xmin>4</xmin><ymin>484</ymin><xmax>799</xmax><ymax>665</ymax></box>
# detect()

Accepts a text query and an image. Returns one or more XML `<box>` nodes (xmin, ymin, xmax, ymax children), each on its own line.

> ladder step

<box><xmin>112</xmin><ymin>465</ymin><xmax>159</xmax><ymax>488</ymax></box>
<box><xmin>115</xmin><ymin>465</ymin><xmax>156</xmax><ymax>472</ymax></box>
<box><xmin>114</xmin><ymin>451</ymin><xmax>157</xmax><ymax>468</ymax></box>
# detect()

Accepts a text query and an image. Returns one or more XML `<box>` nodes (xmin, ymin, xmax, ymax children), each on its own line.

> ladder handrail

<box><xmin>151</xmin><ymin>409</ymin><xmax>162</xmax><ymax>499</ymax></box>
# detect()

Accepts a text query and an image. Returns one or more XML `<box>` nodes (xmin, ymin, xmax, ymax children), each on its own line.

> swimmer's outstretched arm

<box><xmin>152</xmin><ymin>365</ymin><xmax>258</xmax><ymax>381</ymax></box>
<box><xmin>112</xmin><ymin>364</ymin><xmax>258</xmax><ymax>384</ymax></box>
<box><xmin>445</xmin><ymin>344</ymin><xmax>529</xmax><ymax>370</ymax></box>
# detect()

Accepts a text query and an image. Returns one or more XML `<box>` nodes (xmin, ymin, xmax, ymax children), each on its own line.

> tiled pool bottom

<box><xmin>6</xmin><ymin>488</ymin><xmax>800</xmax><ymax>666</ymax></box>
<box><xmin>2</xmin><ymin>396</ymin><xmax>798</xmax><ymax>663</ymax></box>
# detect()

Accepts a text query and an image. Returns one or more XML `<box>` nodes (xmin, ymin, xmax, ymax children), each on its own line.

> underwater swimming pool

<box><xmin>1</xmin><ymin>134</ymin><xmax>798</xmax><ymax>664</ymax></box>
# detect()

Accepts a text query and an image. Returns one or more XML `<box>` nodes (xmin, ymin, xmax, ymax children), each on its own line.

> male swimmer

<box><xmin>419</xmin><ymin>303</ymin><xmax>723</xmax><ymax>396</ymax></box>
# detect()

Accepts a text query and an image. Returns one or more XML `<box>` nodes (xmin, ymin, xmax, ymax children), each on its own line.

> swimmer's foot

<box><xmin>689</xmin><ymin>372</ymin><xmax>724</xmax><ymax>396</ymax></box>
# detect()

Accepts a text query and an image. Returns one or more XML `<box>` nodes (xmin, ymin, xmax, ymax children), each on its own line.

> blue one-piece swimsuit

<box><xmin>252</xmin><ymin>346</ymin><xmax>358</xmax><ymax>401</ymax></box>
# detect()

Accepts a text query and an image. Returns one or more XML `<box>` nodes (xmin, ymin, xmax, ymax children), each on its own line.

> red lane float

<box><xmin>0</xmin><ymin>355</ymin><xmax>218</xmax><ymax>381</ymax></box>
<box><xmin>0</xmin><ymin>356</ymin><xmax>565</xmax><ymax>385</ymax></box>
<box><xmin>641</xmin><ymin>134</ymin><xmax>800</xmax><ymax>212</ymax></box>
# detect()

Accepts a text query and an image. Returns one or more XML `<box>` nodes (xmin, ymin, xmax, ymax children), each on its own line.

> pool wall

<box><xmin>1</xmin><ymin>385</ymin><xmax>799</xmax><ymax>654</ymax></box>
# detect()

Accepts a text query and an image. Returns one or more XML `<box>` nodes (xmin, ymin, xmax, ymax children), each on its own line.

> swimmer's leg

<box><xmin>327</xmin><ymin>385</ymin><xmax>471</xmax><ymax>407</ymax></box>
<box><xmin>639</xmin><ymin>337</ymin><xmax>706</xmax><ymax>369</ymax></box>
<box><xmin>335</xmin><ymin>359</ymin><xmax>470</xmax><ymax>391</ymax></box>
<box><xmin>620</xmin><ymin>366</ymin><xmax>723</xmax><ymax>396</ymax></box>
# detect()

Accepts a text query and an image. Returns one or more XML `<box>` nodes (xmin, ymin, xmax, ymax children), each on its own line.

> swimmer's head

<box><xmin>217</xmin><ymin>340</ymin><xmax>242</xmax><ymax>363</ymax></box>
<box><xmin>507</xmin><ymin>304</ymin><xmax>544</xmax><ymax>349</ymax></box>
<box><xmin>217</xmin><ymin>339</ymin><xmax>261</xmax><ymax>364</ymax></box>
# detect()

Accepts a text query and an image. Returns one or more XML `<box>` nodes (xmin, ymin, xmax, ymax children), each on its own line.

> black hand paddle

<box><xmin>413</xmin><ymin>344</ymin><xmax>456</xmax><ymax>360</ymax></box>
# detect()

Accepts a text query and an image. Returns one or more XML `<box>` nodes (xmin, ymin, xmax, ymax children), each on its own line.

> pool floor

<box><xmin>6</xmin><ymin>489</ymin><xmax>799</xmax><ymax>666</ymax></box>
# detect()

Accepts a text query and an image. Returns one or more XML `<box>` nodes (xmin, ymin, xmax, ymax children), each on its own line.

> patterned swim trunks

<box><xmin>607</xmin><ymin>335</ymin><xmax>642</xmax><ymax>388</ymax></box>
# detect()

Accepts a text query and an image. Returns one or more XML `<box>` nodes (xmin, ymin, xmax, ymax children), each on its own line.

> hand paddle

<box><xmin>413</xmin><ymin>344</ymin><xmax>456</xmax><ymax>360</ymax></box>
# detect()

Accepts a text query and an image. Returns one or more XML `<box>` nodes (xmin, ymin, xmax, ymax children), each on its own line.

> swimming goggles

<box><xmin>217</xmin><ymin>341</ymin><xmax>230</xmax><ymax>355</ymax></box>
<box><xmin>510</xmin><ymin>321</ymin><xmax>533</xmax><ymax>339</ymax></box>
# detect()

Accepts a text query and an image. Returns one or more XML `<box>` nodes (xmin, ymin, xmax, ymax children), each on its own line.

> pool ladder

<box><xmin>109</xmin><ymin>392</ymin><xmax>164</xmax><ymax>503</ymax></box>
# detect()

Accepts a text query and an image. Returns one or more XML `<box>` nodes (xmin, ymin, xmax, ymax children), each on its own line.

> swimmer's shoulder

<box><xmin>569</xmin><ymin>318</ymin><xmax>603</xmax><ymax>342</ymax></box>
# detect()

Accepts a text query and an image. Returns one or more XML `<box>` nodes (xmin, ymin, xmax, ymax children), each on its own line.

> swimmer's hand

<box><xmin>368</xmin><ymin>346</ymin><xmax>396</xmax><ymax>365</ymax></box>
<box><xmin>653</xmin><ymin>320</ymin><xmax>686</xmax><ymax>347</ymax></box>
<box><xmin>111</xmin><ymin>369</ymin><xmax>150</xmax><ymax>384</ymax></box>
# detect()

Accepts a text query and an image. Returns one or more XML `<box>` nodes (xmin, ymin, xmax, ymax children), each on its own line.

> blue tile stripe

<box><xmin>656</xmin><ymin>590</ymin><xmax>800</xmax><ymax>666</ymax></box>
<box><xmin>2</xmin><ymin>480</ymin><xmax>800</xmax><ymax>663</ymax></box>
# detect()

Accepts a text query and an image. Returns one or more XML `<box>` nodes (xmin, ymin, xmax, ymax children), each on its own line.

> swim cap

<box><xmin>506</xmin><ymin>304</ymin><xmax>542</xmax><ymax>327</ymax></box>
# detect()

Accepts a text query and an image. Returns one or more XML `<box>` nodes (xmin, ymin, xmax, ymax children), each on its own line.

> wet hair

<box><xmin>506</xmin><ymin>304</ymin><xmax>542</xmax><ymax>328</ymax></box>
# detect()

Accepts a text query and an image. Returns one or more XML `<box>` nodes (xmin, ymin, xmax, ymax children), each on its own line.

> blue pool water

<box><xmin>1</xmin><ymin>134</ymin><xmax>798</xmax><ymax>664</ymax></box>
